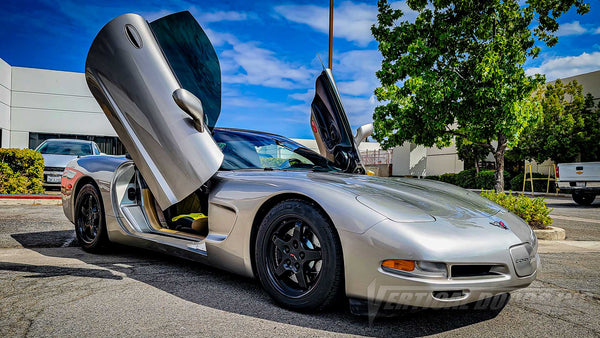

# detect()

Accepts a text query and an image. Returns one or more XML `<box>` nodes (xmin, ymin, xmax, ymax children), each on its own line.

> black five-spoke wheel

<box><xmin>75</xmin><ymin>183</ymin><xmax>109</xmax><ymax>252</ymax></box>
<box><xmin>269</xmin><ymin>219</ymin><xmax>323</xmax><ymax>295</ymax></box>
<box><xmin>256</xmin><ymin>199</ymin><xmax>344</xmax><ymax>311</ymax></box>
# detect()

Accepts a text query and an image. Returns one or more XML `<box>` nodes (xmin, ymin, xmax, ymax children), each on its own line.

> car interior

<box><xmin>138</xmin><ymin>177</ymin><xmax>211</xmax><ymax>240</ymax></box>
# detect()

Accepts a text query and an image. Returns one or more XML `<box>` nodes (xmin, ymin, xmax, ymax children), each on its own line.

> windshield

<box><xmin>37</xmin><ymin>141</ymin><xmax>92</xmax><ymax>156</ymax></box>
<box><xmin>213</xmin><ymin>130</ymin><xmax>340</xmax><ymax>172</ymax></box>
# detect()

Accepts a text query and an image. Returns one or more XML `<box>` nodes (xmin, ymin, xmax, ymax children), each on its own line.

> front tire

<box><xmin>572</xmin><ymin>193</ymin><xmax>595</xmax><ymax>206</ymax></box>
<box><xmin>255</xmin><ymin>199</ymin><xmax>344</xmax><ymax>311</ymax></box>
<box><xmin>75</xmin><ymin>183</ymin><xmax>109</xmax><ymax>252</ymax></box>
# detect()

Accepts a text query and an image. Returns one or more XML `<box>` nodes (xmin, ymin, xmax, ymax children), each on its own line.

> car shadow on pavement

<box><xmin>0</xmin><ymin>262</ymin><xmax>123</xmax><ymax>280</ymax></box>
<box><xmin>9</xmin><ymin>231</ymin><xmax>505</xmax><ymax>337</ymax></box>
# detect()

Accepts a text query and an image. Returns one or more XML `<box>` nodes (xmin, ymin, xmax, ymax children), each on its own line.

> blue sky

<box><xmin>1</xmin><ymin>0</ymin><xmax>599</xmax><ymax>139</ymax></box>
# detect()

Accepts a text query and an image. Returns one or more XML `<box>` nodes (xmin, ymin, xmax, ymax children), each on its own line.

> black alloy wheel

<box><xmin>255</xmin><ymin>199</ymin><xmax>344</xmax><ymax>311</ymax></box>
<box><xmin>75</xmin><ymin>183</ymin><xmax>109</xmax><ymax>252</ymax></box>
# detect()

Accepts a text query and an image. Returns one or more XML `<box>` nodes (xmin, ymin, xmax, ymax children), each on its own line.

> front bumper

<box><xmin>362</xmin><ymin>255</ymin><xmax>538</xmax><ymax>309</ymax></box>
<box><xmin>340</xmin><ymin>219</ymin><xmax>539</xmax><ymax>309</ymax></box>
<box><xmin>43</xmin><ymin>169</ymin><xmax>64</xmax><ymax>187</ymax></box>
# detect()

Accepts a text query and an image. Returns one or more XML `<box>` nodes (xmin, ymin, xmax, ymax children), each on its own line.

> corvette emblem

<box><xmin>490</xmin><ymin>220</ymin><xmax>509</xmax><ymax>230</ymax></box>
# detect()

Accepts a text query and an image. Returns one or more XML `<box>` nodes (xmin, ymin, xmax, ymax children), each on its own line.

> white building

<box><xmin>0</xmin><ymin>58</ymin><xmax>122</xmax><ymax>153</ymax></box>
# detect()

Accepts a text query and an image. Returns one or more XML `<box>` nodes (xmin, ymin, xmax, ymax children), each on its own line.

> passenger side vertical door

<box><xmin>310</xmin><ymin>69</ymin><xmax>365</xmax><ymax>173</ymax></box>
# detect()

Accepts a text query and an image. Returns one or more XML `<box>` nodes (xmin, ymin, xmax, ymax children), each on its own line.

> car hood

<box><xmin>219</xmin><ymin>170</ymin><xmax>532</xmax><ymax>243</ymax></box>
<box><xmin>309</xmin><ymin>172</ymin><xmax>533</xmax><ymax>244</ymax></box>
<box><xmin>42</xmin><ymin>154</ymin><xmax>79</xmax><ymax>168</ymax></box>
<box><xmin>306</xmin><ymin>172</ymin><xmax>503</xmax><ymax>220</ymax></box>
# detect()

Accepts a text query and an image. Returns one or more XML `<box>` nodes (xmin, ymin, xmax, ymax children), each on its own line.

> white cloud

<box><xmin>203</xmin><ymin>27</ymin><xmax>238</xmax><ymax>47</ymax></box>
<box><xmin>337</xmin><ymin>80</ymin><xmax>372</xmax><ymax>96</ymax></box>
<box><xmin>220</xmin><ymin>41</ymin><xmax>312</xmax><ymax>89</ymax></box>
<box><xmin>274</xmin><ymin>1</ymin><xmax>418</xmax><ymax>46</ymax></box>
<box><xmin>195</xmin><ymin>10</ymin><xmax>249</xmax><ymax>23</ymax></box>
<box><xmin>595</xmin><ymin>27</ymin><xmax>600</xmax><ymax>34</ymax></box>
<box><xmin>340</xmin><ymin>95</ymin><xmax>378</xmax><ymax>126</ymax></box>
<box><xmin>334</xmin><ymin>49</ymin><xmax>381</xmax><ymax>97</ymax></box>
<box><xmin>556</xmin><ymin>21</ymin><xmax>588</xmax><ymax>37</ymax></box>
<box><xmin>289</xmin><ymin>89</ymin><xmax>315</xmax><ymax>102</ymax></box>
<box><xmin>525</xmin><ymin>51</ymin><xmax>600</xmax><ymax>81</ymax></box>
<box><xmin>141</xmin><ymin>7</ymin><xmax>253</xmax><ymax>24</ymax></box>
<box><xmin>142</xmin><ymin>9</ymin><xmax>174</xmax><ymax>22</ymax></box>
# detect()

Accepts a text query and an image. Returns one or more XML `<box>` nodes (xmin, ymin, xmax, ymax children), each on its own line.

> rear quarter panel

<box><xmin>62</xmin><ymin>155</ymin><xmax>128</xmax><ymax>223</ymax></box>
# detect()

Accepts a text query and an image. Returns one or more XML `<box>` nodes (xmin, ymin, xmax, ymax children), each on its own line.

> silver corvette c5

<box><xmin>61</xmin><ymin>11</ymin><xmax>538</xmax><ymax>313</ymax></box>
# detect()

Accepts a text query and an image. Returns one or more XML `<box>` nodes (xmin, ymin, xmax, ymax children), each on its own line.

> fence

<box><xmin>361</xmin><ymin>149</ymin><xmax>393</xmax><ymax>165</ymax></box>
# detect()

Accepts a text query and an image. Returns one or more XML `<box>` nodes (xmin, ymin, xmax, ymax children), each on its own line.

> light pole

<box><xmin>329</xmin><ymin>0</ymin><xmax>333</xmax><ymax>69</ymax></box>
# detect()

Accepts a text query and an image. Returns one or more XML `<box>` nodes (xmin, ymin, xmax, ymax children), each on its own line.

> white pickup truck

<box><xmin>556</xmin><ymin>162</ymin><xmax>600</xmax><ymax>205</ymax></box>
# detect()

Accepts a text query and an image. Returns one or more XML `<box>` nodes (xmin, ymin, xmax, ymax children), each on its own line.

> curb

<box><xmin>534</xmin><ymin>226</ymin><xmax>566</xmax><ymax>241</ymax></box>
<box><xmin>467</xmin><ymin>189</ymin><xmax>570</xmax><ymax>198</ymax></box>
<box><xmin>0</xmin><ymin>194</ymin><xmax>61</xmax><ymax>200</ymax></box>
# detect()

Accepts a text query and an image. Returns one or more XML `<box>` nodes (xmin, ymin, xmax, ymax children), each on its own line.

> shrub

<box><xmin>510</xmin><ymin>172</ymin><xmax>556</xmax><ymax>193</ymax></box>
<box><xmin>480</xmin><ymin>191</ymin><xmax>552</xmax><ymax>229</ymax></box>
<box><xmin>439</xmin><ymin>173</ymin><xmax>456</xmax><ymax>184</ymax></box>
<box><xmin>475</xmin><ymin>170</ymin><xmax>511</xmax><ymax>190</ymax></box>
<box><xmin>454</xmin><ymin>168</ymin><xmax>477</xmax><ymax>188</ymax></box>
<box><xmin>0</xmin><ymin>149</ymin><xmax>45</xmax><ymax>194</ymax></box>
<box><xmin>424</xmin><ymin>175</ymin><xmax>440</xmax><ymax>181</ymax></box>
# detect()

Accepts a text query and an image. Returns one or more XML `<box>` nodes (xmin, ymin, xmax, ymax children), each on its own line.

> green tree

<box><xmin>371</xmin><ymin>0</ymin><xmax>590</xmax><ymax>191</ymax></box>
<box><xmin>518</xmin><ymin>79</ymin><xmax>600</xmax><ymax>163</ymax></box>
<box><xmin>456</xmin><ymin>137</ymin><xmax>491</xmax><ymax>172</ymax></box>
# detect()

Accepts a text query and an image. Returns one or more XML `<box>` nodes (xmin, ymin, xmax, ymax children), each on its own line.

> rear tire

<box><xmin>74</xmin><ymin>183</ymin><xmax>109</xmax><ymax>252</ymax></box>
<box><xmin>255</xmin><ymin>199</ymin><xmax>344</xmax><ymax>311</ymax></box>
<box><xmin>572</xmin><ymin>193</ymin><xmax>595</xmax><ymax>206</ymax></box>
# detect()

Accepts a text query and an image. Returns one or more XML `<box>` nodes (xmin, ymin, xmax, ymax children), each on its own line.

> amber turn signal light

<box><xmin>382</xmin><ymin>259</ymin><xmax>415</xmax><ymax>271</ymax></box>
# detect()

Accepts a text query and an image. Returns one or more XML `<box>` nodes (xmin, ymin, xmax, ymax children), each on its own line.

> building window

<box><xmin>29</xmin><ymin>133</ymin><xmax>126</xmax><ymax>155</ymax></box>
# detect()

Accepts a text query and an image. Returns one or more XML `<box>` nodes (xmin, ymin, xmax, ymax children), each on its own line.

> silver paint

<box><xmin>85</xmin><ymin>13</ymin><xmax>223</xmax><ymax>210</ymax></box>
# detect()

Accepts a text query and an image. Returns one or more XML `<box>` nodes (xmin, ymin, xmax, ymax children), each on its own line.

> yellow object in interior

<box><xmin>366</xmin><ymin>170</ymin><xmax>375</xmax><ymax>176</ymax></box>
<box><xmin>171</xmin><ymin>213</ymin><xmax>206</xmax><ymax>222</ymax></box>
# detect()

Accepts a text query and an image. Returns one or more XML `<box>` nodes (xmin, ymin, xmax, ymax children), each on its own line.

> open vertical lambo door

<box><xmin>310</xmin><ymin>69</ymin><xmax>367</xmax><ymax>174</ymax></box>
<box><xmin>85</xmin><ymin>11</ymin><xmax>224</xmax><ymax>210</ymax></box>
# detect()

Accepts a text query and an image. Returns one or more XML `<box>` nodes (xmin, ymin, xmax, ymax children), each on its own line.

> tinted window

<box><xmin>29</xmin><ymin>133</ymin><xmax>125</xmax><ymax>155</ymax></box>
<box><xmin>150</xmin><ymin>11</ymin><xmax>221</xmax><ymax>129</ymax></box>
<box><xmin>37</xmin><ymin>141</ymin><xmax>93</xmax><ymax>156</ymax></box>
<box><xmin>213</xmin><ymin>130</ymin><xmax>339</xmax><ymax>171</ymax></box>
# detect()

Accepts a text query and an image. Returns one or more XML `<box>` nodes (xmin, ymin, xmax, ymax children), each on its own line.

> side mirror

<box><xmin>172</xmin><ymin>88</ymin><xmax>205</xmax><ymax>132</ymax></box>
<box><xmin>354</xmin><ymin>123</ymin><xmax>373</xmax><ymax>147</ymax></box>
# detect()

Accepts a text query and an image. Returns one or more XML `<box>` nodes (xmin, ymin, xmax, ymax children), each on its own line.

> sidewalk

<box><xmin>538</xmin><ymin>240</ymin><xmax>600</xmax><ymax>253</ymax></box>
<box><xmin>0</xmin><ymin>193</ymin><xmax>62</xmax><ymax>206</ymax></box>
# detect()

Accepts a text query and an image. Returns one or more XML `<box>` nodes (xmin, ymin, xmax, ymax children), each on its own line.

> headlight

<box><xmin>530</xmin><ymin>227</ymin><xmax>538</xmax><ymax>249</ymax></box>
<box><xmin>382</xmin><ymin>259</ymin><xmax>447</xmax><ymax>278</ymax></box>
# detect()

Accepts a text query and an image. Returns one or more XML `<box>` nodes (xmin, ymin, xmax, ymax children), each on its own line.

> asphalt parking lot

<box><xmin>1</xmin><ymin>197</ymin><xmax>599</xmax><ymax>337</ymax></box>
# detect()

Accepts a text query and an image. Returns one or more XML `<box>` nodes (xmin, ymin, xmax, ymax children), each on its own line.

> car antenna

<box><xmin>316</xmin><ymin>53</ymin><xmax>326</xmax><ymax>71</ymax></box>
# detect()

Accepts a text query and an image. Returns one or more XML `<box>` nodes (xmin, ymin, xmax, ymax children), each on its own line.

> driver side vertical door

<box><xmin>85</xmin><ymin>12</ymin><xmax>224</xmax><ymax>209</ymax></box>
<box><xmin>310</xmin><ymin>69</ymin><xmax>365</xmax><ymax>174</ymax></box>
